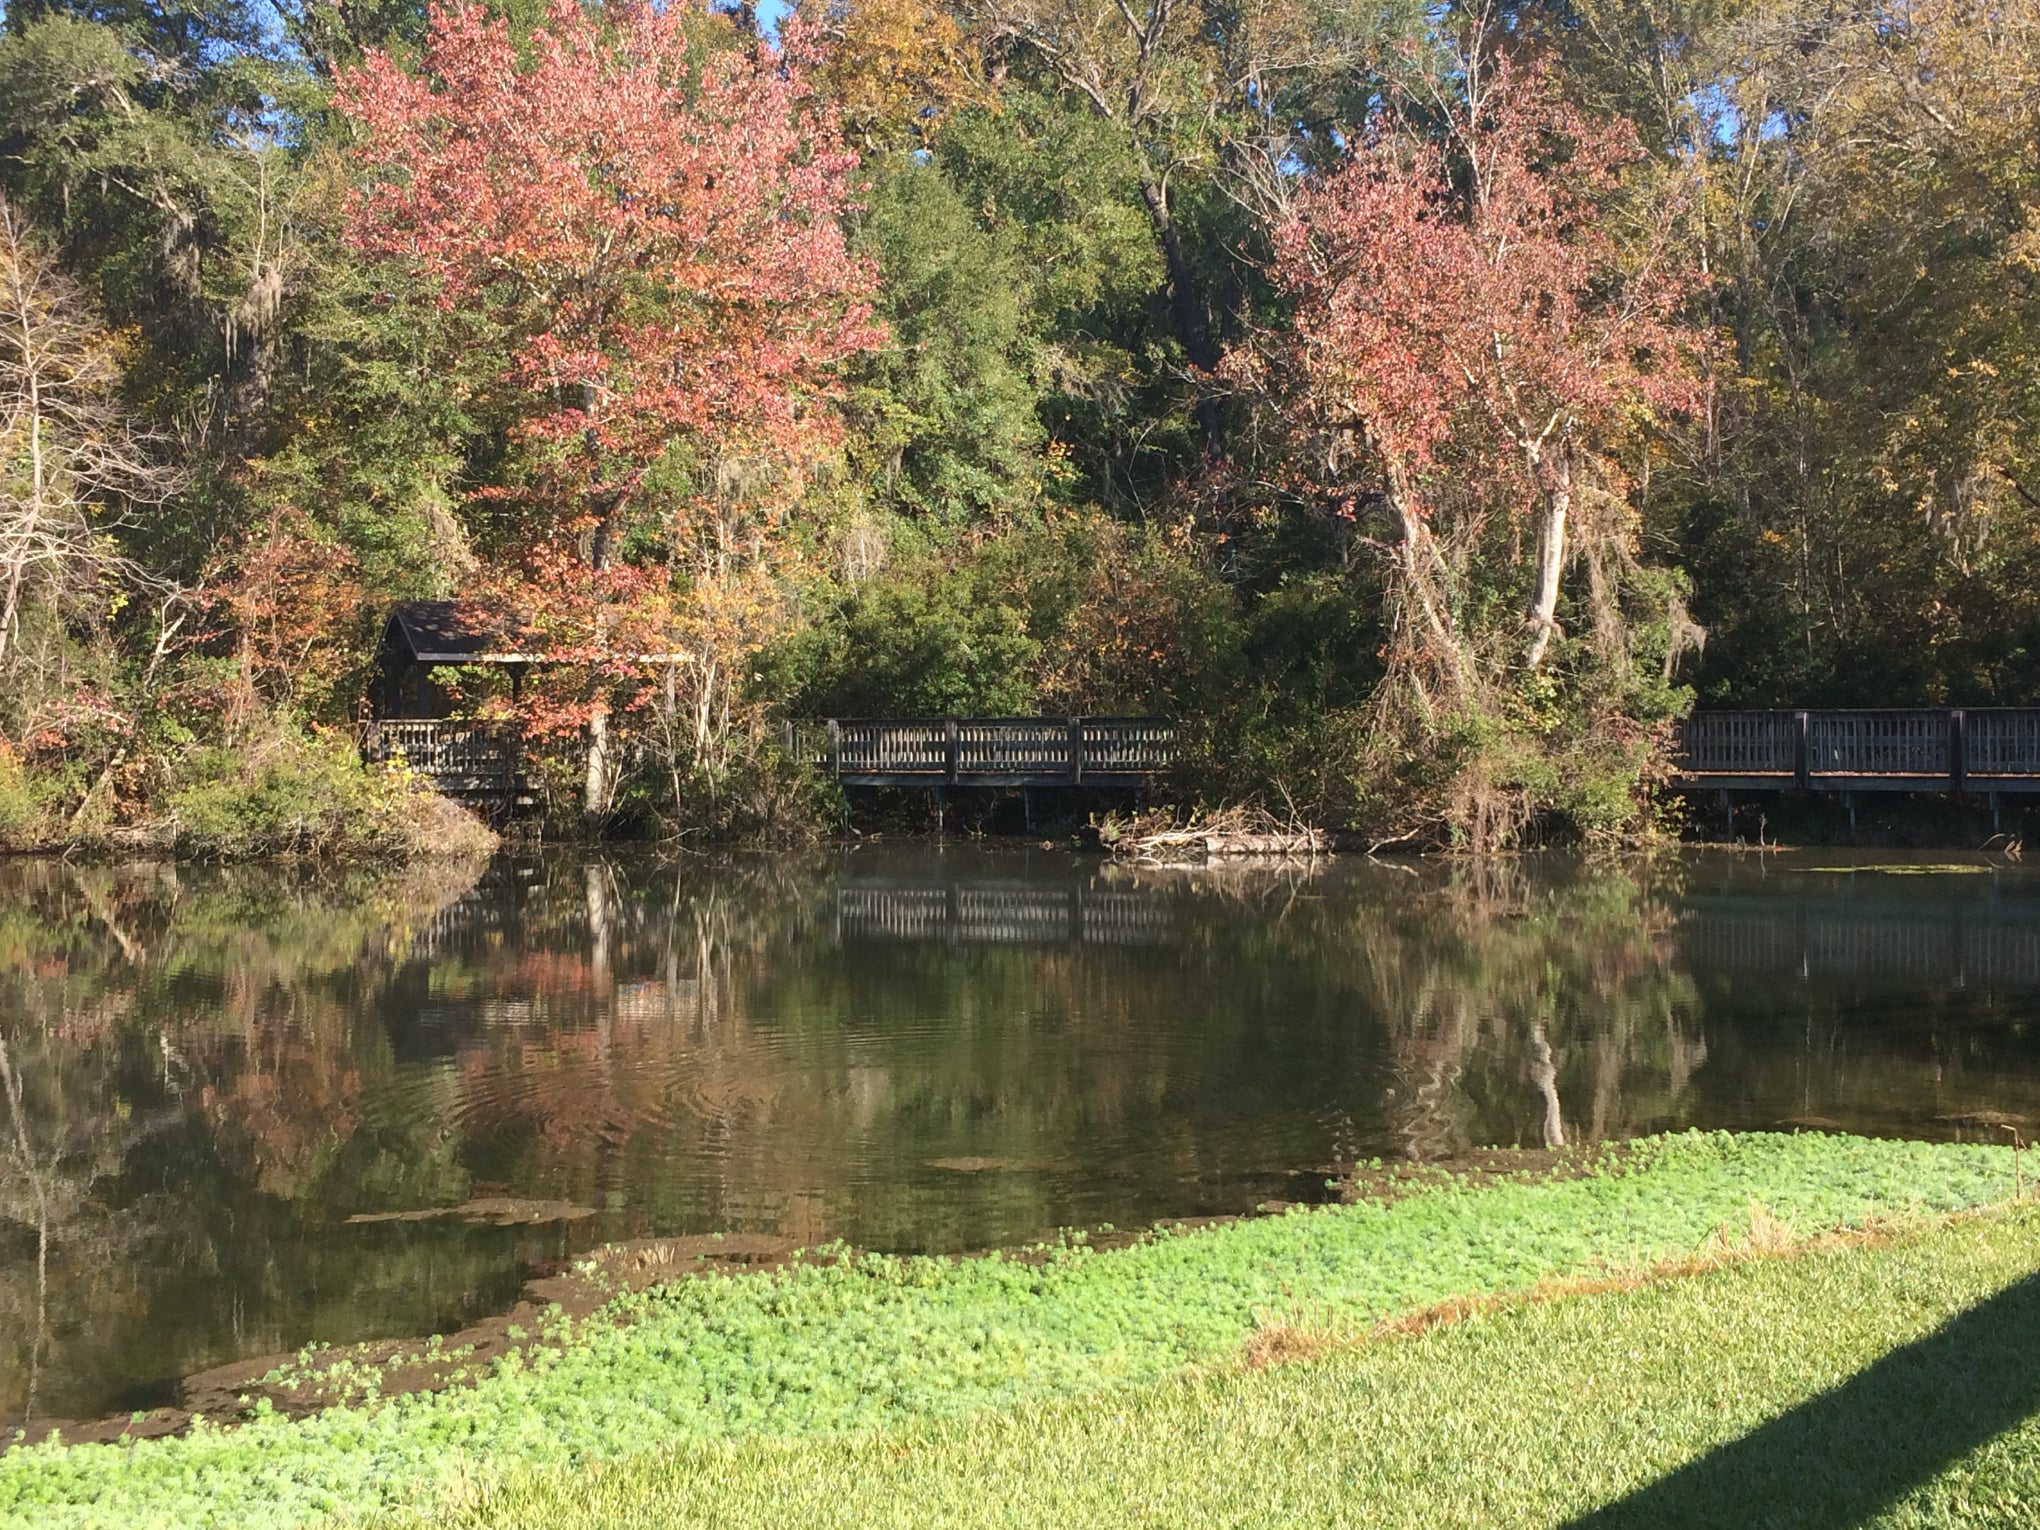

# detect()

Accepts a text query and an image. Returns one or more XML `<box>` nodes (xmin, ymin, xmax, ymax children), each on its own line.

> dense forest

<box><xmin>0</xmin><ymin>0</ymin><xmax>2034</xmax><ymax>851</ymax></box>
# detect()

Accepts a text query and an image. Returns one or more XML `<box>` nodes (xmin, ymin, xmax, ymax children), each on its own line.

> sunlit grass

<box><xmin>1</xmin><ymin>1131</ymin><xmax>2027</xmax><ymax>1528</ymax></box>
<box><xmin>422</xmin><ymin>1208</ymin><xmax>2040</xmax><ymax>1530</ymax></box>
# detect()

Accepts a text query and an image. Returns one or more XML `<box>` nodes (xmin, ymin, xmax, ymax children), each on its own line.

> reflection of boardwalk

<box><xmin>1676</xmin><ymin>905</ymin><xmax>2040</xmax><ymax>986</ymax></box>
<box><xmin>833</xmin><ymin>885</ymin><xmax>1171</xmax><ymax>946</ymax></box>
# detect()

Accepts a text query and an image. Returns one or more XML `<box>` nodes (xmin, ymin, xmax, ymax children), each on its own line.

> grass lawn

<box><xmin>2</xmin><ymin>1131</ymin><xmax>2032</xmax><ymax>1528</ymax></box>
<box><xmin>425</xmin><ymin>1207</ymin><xmax>2040</xmax><ymax>1529</ymax></box>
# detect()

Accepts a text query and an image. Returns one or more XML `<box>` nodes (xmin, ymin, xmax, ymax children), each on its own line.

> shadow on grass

<box><xmin>1567</xmin><ymin>1271</ymin><xmax>2040</xmax><ymax>1530</ymax></box>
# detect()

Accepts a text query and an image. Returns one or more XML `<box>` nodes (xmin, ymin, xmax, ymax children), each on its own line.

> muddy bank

<box><xmin>9</xmin><ymin>1233</ymin><xmax>804</xmax><ymax>1450</ymax></box>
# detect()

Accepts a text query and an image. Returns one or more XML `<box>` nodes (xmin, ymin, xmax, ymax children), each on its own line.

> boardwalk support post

<box><xmin>1952</xmin><ymin>709</ymin><xmax>1968</xmax><ymax>795</ymax></box>
<box><xmin>827</xmin><ymin>719</ymin><xmax>842</xmax><ymax>781</ymax></box>
<box><xmin>945</xmin><ymin>718</ymin><xmax>960</xmax><ymax>785</ymax></box>
<box><xmin>1794</xmin><ymin>710</ymin><xmax>1810</xmax><ymax>791</ymax></box>
<box><xmin>1068</xmin><ymin>716</ymin><xmax>1083</xmax><ymax>786</ymax></box>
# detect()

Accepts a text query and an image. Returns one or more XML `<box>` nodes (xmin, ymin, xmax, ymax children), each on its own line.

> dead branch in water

<box><xmin>1096</xmin><ymin>804</ymin><xmax>1327</xmax><ymax>864</ymax></box>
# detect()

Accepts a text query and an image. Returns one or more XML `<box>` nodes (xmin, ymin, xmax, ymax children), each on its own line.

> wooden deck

<box><xmin>361</xmin><ymin>719</ymin><xmax>522</xmax><ymax>802</ymax></box>
<box><xmin>1673</xmin><ymin>709</ymin><xmax>2040</xmax><ymax>794</ymax></box>
<box><xmin>810</xmin><ymin>717</ymin><xmax>1175</xmax><ymax>787</ymax></box>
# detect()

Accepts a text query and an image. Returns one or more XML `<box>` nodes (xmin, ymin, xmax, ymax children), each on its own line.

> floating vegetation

<box><xmin>1798</xmin><ymin>863</ymin><xmax>1996</xmax><ymax>875</ymax></box>
<box><xmin>345</xmin><ymin>1198</ymin><xmax>598</xmax><ymax>1227</ymax></box>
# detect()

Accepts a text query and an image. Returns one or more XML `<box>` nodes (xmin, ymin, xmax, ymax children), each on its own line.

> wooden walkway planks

<box><xmin>1673</xmin><ymin>709</ymin><xmax>2040</xmax><ymax>793</ymax></box>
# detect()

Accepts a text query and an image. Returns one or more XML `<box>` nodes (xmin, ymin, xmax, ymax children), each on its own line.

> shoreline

<box><xmin>2</xmin><ymin>1131</ymin><xmax>2025</xmax><ymax>1528</ymax></box>
<box><xmin>10</xmin><ymin>1143</ymin><xmax>1635</xmax><ymax>1452</ymax></box>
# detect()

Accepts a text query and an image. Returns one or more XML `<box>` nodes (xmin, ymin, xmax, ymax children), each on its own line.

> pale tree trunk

<box><xmin>1387</xmin><ymin>462</ymin><xmax>1474</xmax><ymax>709</ymax></box>
<box><xmin>582</xmin><ymin>387</ymin><xmax>615</xmax><ymax>821</ymax></box>
<box><xmin>585</xmin><ymin>709</ymin><xmax>611</xmax><ymax>818</ymax></box>
<box><xmin>1524</xmin><ymin>453</ymin><xmax>1573</xmax><ymax>671</ymax></box>
<box><xmin>0</xmin><ymin>249</ymin><xmax>46</xmax><ymax>665</ymax></box>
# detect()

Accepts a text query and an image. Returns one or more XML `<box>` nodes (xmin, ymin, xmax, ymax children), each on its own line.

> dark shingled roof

<box><xmin>382</xmin><ymin>600</ymin><xmax>517</xmax><ymax>665</ymax></box>
<box><xmin>381</xmin><ymin>599</ymin><xmax>691</xmax><ymax>668</ymax></box>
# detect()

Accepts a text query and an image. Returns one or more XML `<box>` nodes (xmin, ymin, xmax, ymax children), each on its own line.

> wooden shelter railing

<box><xmin>361</xmin><ymin>719</ymin><xmax>521</xmax><ymax>800</ymax></box>
<box><xmin>810</xmin><ymin>717</ymin><xmax>1175</xmax><ymax>786</ymax></box>
<box><xmin>1673</xmin><ymin>709</ymin><xmax>2040</xmax><ymax>792</ymax></box>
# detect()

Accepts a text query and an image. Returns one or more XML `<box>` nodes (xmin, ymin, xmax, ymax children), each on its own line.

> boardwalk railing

<box><xmin>361</xmin><ymin>719</ymin><xmax>521</xmax><ymax>800</ymax></box>
<box><xmin>1673</xmin><ymin>709</ymin><xmax>2040</xmax><ymax>793</ymax></box>
<box><xmin>810</xmin><ymin>717</ymin><xmax>1175</xmax><ymax>786</ymax></box>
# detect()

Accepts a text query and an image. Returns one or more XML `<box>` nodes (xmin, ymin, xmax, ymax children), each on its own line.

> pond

<box><xmin>5</xmin><ymin>845</ymin><xmax>2040</xmax><ymax>1428</ymax></box>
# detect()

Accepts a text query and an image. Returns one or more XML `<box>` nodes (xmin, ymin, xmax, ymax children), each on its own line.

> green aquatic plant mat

<box><xmin>0</xmin><ymin>1131</ymin><xmax>2021</xmax><ymax>1529</ymax></box>
<box><xmin>436</xmin><ymin>1205</ymin><xmax>2040</xmax><ymax>1529</ymax></box>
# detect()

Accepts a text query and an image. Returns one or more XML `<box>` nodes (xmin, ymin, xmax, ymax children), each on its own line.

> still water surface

<box><xmin>5</xmin><ymin>846</ymin><xmax>2040</xmax><ymax>1424</ymax></box>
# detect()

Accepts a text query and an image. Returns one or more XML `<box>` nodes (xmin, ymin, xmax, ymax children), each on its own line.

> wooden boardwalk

<box><xmin>810</xmin><ymin>717</ymin><xmax>1175</xmax><ymax>787</ymax></box>
<box><xmin>1673</xmin><ymin>709</ymin><xmax>2040</xmax><ymax>794</ymax></box>
<box><xmin>363</xmin><ymin>716</ymin><xmax>1175</xmax><ymax>802</ymax></box>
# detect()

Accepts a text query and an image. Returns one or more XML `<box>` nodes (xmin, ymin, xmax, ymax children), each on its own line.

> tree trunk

<box><xmin>584</xmin><ymin>707</ymin><xmax>611</xmax><ymax>817</ymax></box>
<box><xmin>1525</xmin><ymin>463</ymin><xmax>1571</xmax><ymax>671</ymax></box>
<box><xmin>1133</xmin><ymin>169</ymin><xmax>1224</xmax><ymax>458</ymax></box>
<box><xmin>1</xmin><ymin>310</ymin><xmax>44</xmax><ymax>665</ymax></box>
<box><xmin>1388</xmin><ymin>463</ymin><xmax>1472</xmax><ymax>707</ymax></box>
<box><xmin>583</xmin><ymin>395</ymin><xmax>615</xmax><ymax>820</ymax></box>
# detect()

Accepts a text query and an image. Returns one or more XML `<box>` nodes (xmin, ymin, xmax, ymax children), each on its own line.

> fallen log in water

<box><xmin>1097</xmin><ymin>807</ymin><xmax>1327</xmax><ymax>863</ymax></box>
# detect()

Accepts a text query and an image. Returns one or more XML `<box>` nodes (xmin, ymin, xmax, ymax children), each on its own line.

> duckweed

<box><xmin>0</xmin><ymin>1131</ymin><xmax>2019</xmax><ymax>1529</ymax></box>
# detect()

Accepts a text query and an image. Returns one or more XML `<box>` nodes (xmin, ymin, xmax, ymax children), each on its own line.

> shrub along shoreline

<box><xmin>0</xmin><ymin>1131</ymin><xmax>2027</xmax><ymax>1529</ymax></box>
<box><xmin>0</xmin><ymin>730</ymin><xmax>498</xmax><ymax>861</ymax></box>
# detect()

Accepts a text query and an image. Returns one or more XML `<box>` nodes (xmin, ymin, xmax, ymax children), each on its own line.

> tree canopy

<box><xmin>0</xmin><ymin>0</ymin><xmax>2031</xmax><ymax>847</ymax></box>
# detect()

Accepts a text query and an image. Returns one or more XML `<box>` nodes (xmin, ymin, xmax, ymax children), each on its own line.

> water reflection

<box><xmin>4</xmin><ymin>847</ymin><xmax>2040</xmax><ymax>1425</ymax></box>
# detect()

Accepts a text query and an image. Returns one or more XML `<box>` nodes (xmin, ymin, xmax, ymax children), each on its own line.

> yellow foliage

<box><xmin>801</xmin><ymin>1</ymin><xmax>978</xmax><ymax>152</ymax></box>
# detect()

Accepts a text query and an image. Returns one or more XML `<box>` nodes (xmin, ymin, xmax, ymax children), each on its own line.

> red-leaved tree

<box><xmin>339</xmin><ymin>2</ymin><xmax>880</xmax><ymax>812</ymax></box>
<box><xmin>1243</xmin><ymin>49</ymin><xmax>1699</xmax><ymax>696</ymax></box>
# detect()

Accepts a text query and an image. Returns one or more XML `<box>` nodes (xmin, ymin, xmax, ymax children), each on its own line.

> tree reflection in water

<box><xmin>4</xmin><ymin>847</ymin><xmax>2040</xmax><ymax>1426</ymax></box>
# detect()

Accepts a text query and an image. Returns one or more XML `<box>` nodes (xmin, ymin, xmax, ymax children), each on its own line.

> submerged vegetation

<box><xmin>0</xmin><ymin>1131</ymin><xmax>2027</xmax><ymax>1527</ymax></box>
<box><xmin>3</xmin><ymin>0</ymin><xmax>2038</xmax><ymax>847</ymax></box>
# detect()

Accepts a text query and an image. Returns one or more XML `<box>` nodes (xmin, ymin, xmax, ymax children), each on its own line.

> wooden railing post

<box><xmin>1794</xmin><ymin>710</ymin><xmax>1810</xmax><ymax>790</ymax></box>
<box><xmin>1068</xmin><ymin>716</ymin><xmax>1083</xmax><ymax>785</ymax></box>
<box><xmin>1951</xmin><ymin>708</ymin><xmax>1967</xmax><ymax>794</ymax></box>
<box><xmin>827</xmin><ymin>719</ymin><xmax>842</xmax><ymax>780</ymax></box>
<box><xmin>946</xmin><ymin>718</ymin><xmax>959</xmax><ymax>784</ymax></box>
